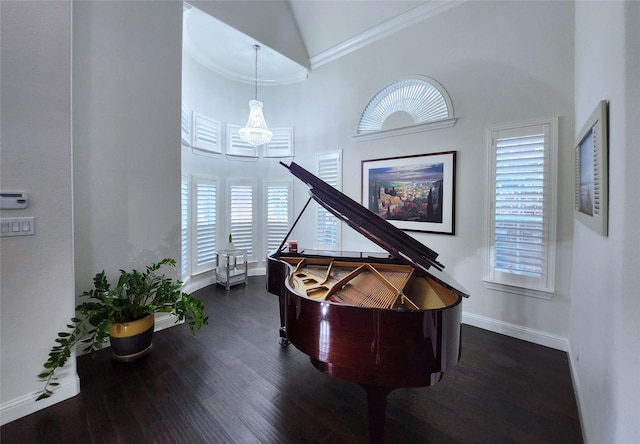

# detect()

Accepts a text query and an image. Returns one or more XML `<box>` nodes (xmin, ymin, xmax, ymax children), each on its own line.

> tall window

<box><xmin>316</xmin><ymin>151</ymin><xmax>342</xmax><ymax>249</ymax></box>
<box><xmin>181</xmin><ymin>175</ymin><xmax>190</xmax><ymax>278</ymax></box>
<box><xmin>485</xmin><ymin>119</ymin><xmax>557</xmax><ymax>297</ymax></box>
<box><xmin>265</xmin><ymin>181</ymin><xmax>292</xmax><ymax>252</ymax></box>
<box><xmin>228</xmin><ymin>180</ymin><xmax>256</xmax><ymax>259</ymax></box>
<box><xmin>192</xmin><ymin>176</ymin><xmax>217</xmax><ymax>275</ymax></box>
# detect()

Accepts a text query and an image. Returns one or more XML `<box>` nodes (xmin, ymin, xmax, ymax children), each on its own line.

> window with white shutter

<box><xmin>354</xmin><ymin>77</ymin><xmax>457</xmax><ymax>142</ymax></box>
<box><xmin>316</xmin><ymin>151</ymin><xmax>342</xmax><ymax>249</ymax></box>
<box><xmin>485</xmin><ymin>119</ymin><xmax>557</xmax><ymax>297</ymax></box>
<box><xmin>226</xmin><ymin>124</ymin><xmax>259</xmax><ymax>158</ymax></box>
<box><xmin>228</xmin><ymin>180</ymin><xmax>256</xmax><ymax>258</ymax></box>
<box><xmin>263</xmin><ymin>127</ymin><xmax>294</xmax><ymax>158</ymax></box>
<box><xmin>192</xmin><ymin>176</ymin><xmax>217</xmax><ymax>274</ymax></box>
<box><xmin>357</xmin><ymin>78</ymin><xmax>451</xmax><ymax>134</ymax></box>
<box><xmin>192</xmin><ymin>113</ymin><xmax>221</xmax><ymax>154</ymax></box>
<box><xmin>181</xmin><ymin>175</ymin><xmax>190</xmax><ymax>278</ymax></box>
<box><xmin>181</xmin><ymin>103</ymin><xmax>192</xmax><ymax>146</ymax></box>
<box><xmin>265</xmin><ymin>181</ymin><xmax>292</xmax><ymax>252</ymax></box>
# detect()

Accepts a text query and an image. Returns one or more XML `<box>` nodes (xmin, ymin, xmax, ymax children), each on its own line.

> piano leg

<box><xmin>359</xmin><ymin>384</ymin><xmax>394</xmax><ymax>444</ymax></box>
<box><xmin>278</xmin><ymin>294</ymin><xmax>290</xmax><ymax>346</ymax></box>
<box><xmin>279</xmin><ymin>326</ymin><xmax>290</xmax><ymax>347</ymax></box>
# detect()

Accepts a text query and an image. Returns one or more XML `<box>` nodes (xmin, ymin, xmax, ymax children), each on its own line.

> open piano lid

<box><xmin>282</xmin><ymin>162</ymin><xmax>470</xmax><ymax>298</ymax></box>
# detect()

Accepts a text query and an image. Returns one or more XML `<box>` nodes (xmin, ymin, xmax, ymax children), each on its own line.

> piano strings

<box><xmin>282</xmin><ymin>257</ymin><xmax>450</xmax><ymax>310</ymax></box>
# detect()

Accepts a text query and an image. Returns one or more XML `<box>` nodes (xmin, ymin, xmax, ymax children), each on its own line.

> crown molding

<box><xmin>184</xmin><ymin>45</ymin><xmax>308</xmax><ymax>86</ymax></box>
<box><xmin>310</xmin><ymin>1</ymin><xmax>465</xmax><ymax>69</ymax></box>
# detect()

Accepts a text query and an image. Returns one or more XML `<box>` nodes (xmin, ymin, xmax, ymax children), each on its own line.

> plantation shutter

<box><xmin>181</xmin><ymin>103</ymin><xmax>191</xmax><ymax>145</ymax></box>
<box><xmin>263</xmin><ymin>127</ymin><xmax>294</xmax><ymax>158</ymax></box>
<box><xmin>226</xmin><ymin>124</ymin><xmax>259</xmax><ymax>158</ymax></box>
<box><xmin>494</xmin><ymin>132</ymin><xmax>546</xmax><ymax>277</ymax></box>
<box><xmin>266</xmin><ymin>182</ymin><xmax>291</xmax><ymax>252</ymax></box>
<box><xmin>357</xmin><ymin>78</ymin><xmax>450</xmax><ymax>134</ymax></box>
<box><xmin>181</xmin><ymin>176</ymin><xmax>190</xmax><ymax>277</ymax></box>
<box><xmin>193</xmin><ymin>177</ymin><xmax>217</xmax><ymax>273</ymax></box>
<box><xmin>229</xmin><ymin>183</ymin><xmax>255</xmax><ymax>256</ymax></box>
<box><xmin>486</xmin><ymin>120</ymin><xmax>557</xmax><ymax>296</ymax></box>
<box><xmin>192</xmin><ymin>113</ymin><xmax>221</xmax><ymax>154</ymax></box>
<box><xmin>316</xmin><ymin>152</ymin><xmax>342</xmax><ymax>249</ymax></box>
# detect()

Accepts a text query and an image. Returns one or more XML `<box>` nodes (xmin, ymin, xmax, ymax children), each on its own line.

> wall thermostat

<box><xmin>1</xmin><ymin>192</ymin><xmax>29</xmax><ymax>209</ymax></box>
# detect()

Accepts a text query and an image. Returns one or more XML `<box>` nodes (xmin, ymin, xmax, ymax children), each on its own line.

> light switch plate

<box><xmin>0</xmin><ymin>217</ymin><xmax>35</xmax><ymax>237</ymax></box>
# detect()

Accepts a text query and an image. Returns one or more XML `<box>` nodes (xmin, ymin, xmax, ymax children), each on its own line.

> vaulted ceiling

<box><xmin>183</xmin><ymin>1</ymin><xmax>461</xmax><ymax>85</ymax></box>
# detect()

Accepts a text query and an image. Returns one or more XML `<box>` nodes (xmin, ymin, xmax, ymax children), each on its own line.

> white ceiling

<box><xmin>183</xmin><ymin>5</ymin><xmax>308</xmax><ymax>85</ymax></box>
<box><xmin>183</xmin><ymin>1</ymin><xmax>460</xmax><ymax>85</ymax></box>
<box><xmin>287</xmin><ymin>1</ymin><xmax>427</xmax><ymax>58</ymax></box>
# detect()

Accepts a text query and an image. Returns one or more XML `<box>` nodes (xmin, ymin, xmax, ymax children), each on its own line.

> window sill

<box><xmin>482</xmin><ymin>280</ymin><xmax>554</xmax><ymax>300</ymax></box>
<box><xmin>352</xmin><ymin>117</ymin><xmax>457</xmax><ymax>142</ymax></box>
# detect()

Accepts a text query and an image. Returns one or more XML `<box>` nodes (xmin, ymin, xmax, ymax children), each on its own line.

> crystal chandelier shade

<box><xmin>239</xmin><ymin>45</ymin><xmax>273</xmax><ymax>146</ymax></box>
<box><xmin>239</xmin><ymin>100</ymin><xmax>272</xmax><ymax>146</ymax></box>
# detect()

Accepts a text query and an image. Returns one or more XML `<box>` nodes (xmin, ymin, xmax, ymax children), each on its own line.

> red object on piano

<box><xmin>267</xmin><ymin>162</ymin><xmax>469</xmax><ymax>444</ymax></box>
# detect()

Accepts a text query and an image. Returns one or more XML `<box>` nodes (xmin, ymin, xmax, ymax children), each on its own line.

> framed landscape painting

<box><xmin>362</xmin><ymin>151</ymin><xmax>456</xmax><ymax>234</ymax></box>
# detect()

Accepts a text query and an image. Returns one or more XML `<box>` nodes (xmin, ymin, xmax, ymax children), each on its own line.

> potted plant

<box><xmin>37</xmin><ymin>258</ymin><xmax>208</xmax><ymax>401</ymax></box>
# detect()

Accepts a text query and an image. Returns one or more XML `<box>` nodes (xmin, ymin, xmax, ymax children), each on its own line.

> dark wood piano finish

<box><xmin>267</xmin><ymin>163</ymin><xmax>469</xmax><ymax>444</ymax></box>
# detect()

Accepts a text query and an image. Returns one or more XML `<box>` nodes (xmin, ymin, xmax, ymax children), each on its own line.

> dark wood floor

<box><xmin>2</xmin><ymin>276</ymin><xmax>583</xmax><ymax>443</ymax></box>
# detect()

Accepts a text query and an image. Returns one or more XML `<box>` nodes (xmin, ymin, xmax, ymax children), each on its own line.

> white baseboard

<box><xmin>155</xmin><ymin>312</ymin><xmax>180</xmax><ymax>331</ymax></box>
<box><xmin>181</xmin><ymin>272</ymin><xmax>216</xmax><ymax>294</ymax></box>
<box><xmin>463</xmin><ymin>312</ymin><xmax>586</xmax><ymax>440</ymax></box>
<box><xmin>0</xmin><ymin>315</ymin><xmax>181</xmax><ymax>426</ymax></box>
<box><xmin>182</xmin><ymin>266</ymin><xmax>264</xmax><ymax>295</ymax></box>
<box><xmin>0</xmin><ymin>374</ymin><xmax>80</xmax><ymax>426</ymax></box>
<box><xmin>462</xmin><ymin>311</ymin><xmax>569</xmax><ymax>351</ymax></box>
<box><xmin>566</xmin><ymin>347</ymin><xmax>588</xmax><ymax>443</ymax></box>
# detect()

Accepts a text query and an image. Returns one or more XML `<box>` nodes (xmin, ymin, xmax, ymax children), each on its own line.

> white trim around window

<box><xmin>264</xmin><ymin>180</ymin><xmax>293</xmax><ymax>254</ymax></box>
<box><xmin>181</xmin><ymin>103</ymin><xmax>192</xmax><ymax>146</ymax></box>
<box><xmin>191</xmin><ymin>175</ymin><xmax>218</xmax><ymax>275</ymax></box>
<box><xmin>263</xmin><ymin>127</ymin><xmax>295</xmax><ymax>158</ymax></box>
<box><xmin>315</xmin><ymin>151</ymin><xmax>342</xmax><ymax>250</ymax></box>
<box><xmin>484</xmin><ymin>118</ymin><xmax>558</xmax><ymax>298</ymax></box>
<box><xmin>227</xmin><ymin>178</ymin><xmax>257</xmax><ymax>261</ymax></box>
<box><xmin>226</xmin><ymin>124</ymin><xmax>259</xmax><ymax>159</ymax></box>
<box><xmin>192</xmin><ymin>112</ymin><xmax>221</xmax><ymax>154</ymax></box>
<box><xmin>181</xmin><ymin>174</ymin><xmax>191</xmax><ymax>279</ymax></box>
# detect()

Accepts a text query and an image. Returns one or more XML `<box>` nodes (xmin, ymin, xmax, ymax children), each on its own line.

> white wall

<box><xmin>570</xmin><ymin>2</ymin><xmax>640</xmax><ymax>443</ymax></box>
<box><xmin>73</xmin><ymin>1</ymin><xmax>183</xmax><ymax>285</ymax></box>
<box><xmin>261</xmin><ymin>0</ymin><xmax>576</xmax><ymax>346</ymax></box>
<box><xmin>0</xmin><ymin>0</ymin><xmax>77</xmax><ymax>424</ymax></box>
<box><xmin>0</xmin><ymin>0</ymin><xmax>184</xmax><ymax>423</ymax></box>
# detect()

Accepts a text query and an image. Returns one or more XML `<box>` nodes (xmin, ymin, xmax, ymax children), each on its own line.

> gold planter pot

<box><xmin>109</xmin><ymin>314</ymin><xmax>154</xmax><ymax>362</ymax></box>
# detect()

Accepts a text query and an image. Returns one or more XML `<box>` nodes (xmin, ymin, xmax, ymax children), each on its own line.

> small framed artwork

<box><xmin>574</xmin><ymin>100</ymin><xmax>608</xmax><ymax>236</ymax></box>
<box><xmin>362</xmin><ymin>151</ymin><xmax>456</xmax><ymax>234</ymax></box>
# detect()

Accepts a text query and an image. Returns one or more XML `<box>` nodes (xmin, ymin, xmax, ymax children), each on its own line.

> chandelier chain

<box><xmin>238</xmin><ymin>43</ymin><xmax>272</xmax><ymax>147</ymax></box>
<box><xmin>253</xmin><ymin>44</ymin><xmax>259</xmax><ymax>100</ymax></box>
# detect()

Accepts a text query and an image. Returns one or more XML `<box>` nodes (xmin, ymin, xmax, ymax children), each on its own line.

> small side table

<box><xmin>216</xmin><ymin>249</ymin><xmax>248</xmax><ymax>290</ymax></box>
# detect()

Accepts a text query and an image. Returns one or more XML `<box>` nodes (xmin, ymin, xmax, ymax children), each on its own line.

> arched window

<box><xmin>354</xmin><ymin>77</ymin><xmax>456</xmax><ymax>141</ymax></box>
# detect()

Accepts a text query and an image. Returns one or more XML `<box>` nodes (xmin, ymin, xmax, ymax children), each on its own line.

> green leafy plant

<box><xmin>37</xmin><ymin>258</ymin><xmax>208</xmax><ymax>401</ymax></box>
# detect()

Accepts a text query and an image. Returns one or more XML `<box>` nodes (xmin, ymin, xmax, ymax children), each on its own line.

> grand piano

<box><xmin>267</xmin><ymin>162</ymin><xmax>470</xmax><ymax>443</ymax></box>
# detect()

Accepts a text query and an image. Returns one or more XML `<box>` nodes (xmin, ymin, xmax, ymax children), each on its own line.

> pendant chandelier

<box><xmin>238</xmin><ymin>44</ymin><xmax>273</xmax><ymax>146</ymax></box>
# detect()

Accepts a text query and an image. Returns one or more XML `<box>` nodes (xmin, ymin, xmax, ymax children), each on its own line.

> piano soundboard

<box><xmin>281</xmin><ymin>257</ymin><xmax>459</xmax><ymax>311</ymax></box>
